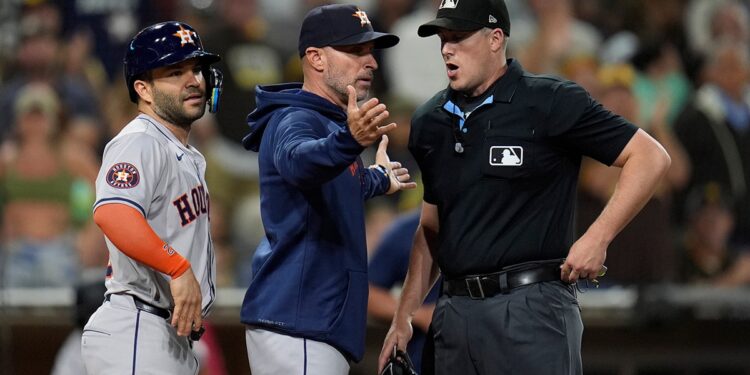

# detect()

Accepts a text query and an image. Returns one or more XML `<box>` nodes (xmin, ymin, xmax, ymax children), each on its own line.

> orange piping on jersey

<box><xmin>93</xmin><ymin>203</ymin><xmax>190</xmax><ymax>278</ymax></box>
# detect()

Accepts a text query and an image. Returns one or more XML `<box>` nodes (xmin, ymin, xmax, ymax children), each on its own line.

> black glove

<box><xmin>380</xmin><ymin>346</ymin><xmax>418</xmax><ymax>375</ymax></box>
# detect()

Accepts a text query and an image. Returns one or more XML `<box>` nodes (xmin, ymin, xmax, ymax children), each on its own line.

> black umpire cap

<box><xmin>298</xmin><ymin>4</ymin><xmax>400</xmax><ymax>57</ymax></box>
<box><xmin>418</xmin><ymin>0</ymin><xmax>511</xmax><ymax>37</ymax></box>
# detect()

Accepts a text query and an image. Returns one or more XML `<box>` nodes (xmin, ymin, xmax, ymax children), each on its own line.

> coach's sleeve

<box><xmin>361</xmin><ymin>166</ymin><xmax>390</xmax><ymax>199</ymax></box>
<box><xmin>272</xmin><ymin>111</ymin><xmax>365</xmax><ymax>188</ymax></box>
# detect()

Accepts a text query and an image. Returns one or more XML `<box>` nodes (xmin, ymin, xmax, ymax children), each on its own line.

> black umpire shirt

<box><xmin>408</xmin><ymin>59</ymin><xmax>638</xmax><ymax>278</ymax></box>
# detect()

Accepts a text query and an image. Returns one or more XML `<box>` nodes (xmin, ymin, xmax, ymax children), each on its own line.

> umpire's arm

<box><xmin>378</xmin><ymin>202</ymin><xmax>441</xmax><ymax>373</ymax></box>
<box><xmin>562</xmin><ymin>128</ymin><xmax>671</xmax><ymax>282</ymax></box>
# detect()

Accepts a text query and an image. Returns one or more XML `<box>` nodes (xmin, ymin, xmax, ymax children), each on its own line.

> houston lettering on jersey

<box><xmin>172</xmin><ymin>184</ymin><xmax>209</xmax><ymax>226</ymax></box>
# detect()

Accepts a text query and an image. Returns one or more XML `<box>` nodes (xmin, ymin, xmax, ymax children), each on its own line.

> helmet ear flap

<box><xmin>206</xmin><ymin>67</ymin><xmax>223</xmax><ymax>113</ymax></box>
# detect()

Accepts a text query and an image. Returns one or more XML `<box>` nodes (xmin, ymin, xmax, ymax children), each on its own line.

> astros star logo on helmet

<box><xmin>173</xmin><ymin>25</ymin><xmax>197</xmax><ymax>46</ymax></box>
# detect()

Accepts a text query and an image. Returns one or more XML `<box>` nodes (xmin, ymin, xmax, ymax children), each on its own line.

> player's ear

<box><xmin>134</xmin><ymin>79</ymin><xmax>154</xmax><ymax>104</ymax></box>
<box><xmin>304</xmin><ymin>47</ymin><xmax>326</xmax><ymax>72</ymax></box>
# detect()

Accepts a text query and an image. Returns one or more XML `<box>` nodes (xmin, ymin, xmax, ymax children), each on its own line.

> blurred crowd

<box><xmin>2</xmin><ymin>0</ymin><xmax>750</xmax><ymax>295</ymax></box>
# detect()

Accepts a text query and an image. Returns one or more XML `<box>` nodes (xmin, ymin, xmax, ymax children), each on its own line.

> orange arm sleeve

<box><xmin>93</xmin><ymin>203</ymin><xmax>190</xmax><ymax>278</ymax></box>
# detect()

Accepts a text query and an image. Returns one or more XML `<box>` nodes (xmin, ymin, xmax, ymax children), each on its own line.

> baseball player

<box><xmin>80</xmin><ymin>21</ymin><xmax>222</xmax><ymax>374</ymax></box>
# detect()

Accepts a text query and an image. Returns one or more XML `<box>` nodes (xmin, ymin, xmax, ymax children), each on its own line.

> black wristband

<box><xmin>372</xmin><ymin>164</ymin><xmax>389</xmax><ymax>178</ymax></box>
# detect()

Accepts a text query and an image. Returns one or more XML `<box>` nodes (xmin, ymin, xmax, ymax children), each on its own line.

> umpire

<box><xmin>378</xmin><ymin>0</ymin><xmax>671</xmax><ymax>374</ymax></box>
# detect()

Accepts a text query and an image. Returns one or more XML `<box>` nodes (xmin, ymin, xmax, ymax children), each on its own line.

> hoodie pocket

<box><xmin>329</xmin><ymin>270</ymin><xmax>367</xmax><ymax>331</ymax></box>
<box><xmin>324</xmin><ymin>270</ymin><xmax>368</xmax><ymax>360</ymax></box>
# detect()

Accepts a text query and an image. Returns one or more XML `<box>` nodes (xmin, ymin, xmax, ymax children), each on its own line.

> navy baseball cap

<box><xmin>298</xmin><ymin>4</ymin><xmax>399</xmax><ymax>57</ymax></box>
<box><xmin>418</xmin><ymin>0</ymin><xmax>510</xmax><ymax>37</ymax></box>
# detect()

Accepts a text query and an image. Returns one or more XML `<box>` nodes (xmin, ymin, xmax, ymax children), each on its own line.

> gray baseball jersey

<box><xmin>94</xmin><ymin>114</ymin><xmax>216</xmax><ymax>315</ymax></box>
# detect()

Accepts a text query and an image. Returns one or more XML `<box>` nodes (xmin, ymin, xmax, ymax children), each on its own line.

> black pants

<box><xmin>431</xmin><ymin>281</ymin><xmax>583</xmax><ymax>375</ymax></box>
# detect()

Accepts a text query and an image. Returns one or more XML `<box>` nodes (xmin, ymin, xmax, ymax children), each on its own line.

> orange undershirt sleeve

<box><xmin>93</xmin><ymin>203</ymin><xmax>190</xmax><ymax>278</ymax></box>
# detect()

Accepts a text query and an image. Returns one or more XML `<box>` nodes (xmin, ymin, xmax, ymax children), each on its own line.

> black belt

<box><xmin>444</xmin><ymin>262</ymin><xmax>562</xmax><ymax>299</ymax></box>
<box><xmin>106</xmin><ymin>294</ymin><xmax>171</xmax><ymax>320</ymax></box>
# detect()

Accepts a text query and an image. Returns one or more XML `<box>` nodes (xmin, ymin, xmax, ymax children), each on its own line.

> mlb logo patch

<box><xmin>439</xmin><ymin>0</ymin><xmax>459</xmax><ymax>9</ymax></box>
<box><xmin>489</xmin><ymin>146</ymin><xmax>523</xmax><ymax>166</ymax></box>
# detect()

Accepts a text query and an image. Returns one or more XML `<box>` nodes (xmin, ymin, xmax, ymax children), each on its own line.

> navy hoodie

<box><xmin>240</xmin><ymin>83</ymin><xmax>390</xmax><ymax>361</ymax></box>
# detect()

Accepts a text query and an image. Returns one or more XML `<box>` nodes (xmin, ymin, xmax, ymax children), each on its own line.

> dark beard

<box><xmin>152</xmin><ymin>88</ymin><xmax>206</xmax><ymax>129</ymax></box>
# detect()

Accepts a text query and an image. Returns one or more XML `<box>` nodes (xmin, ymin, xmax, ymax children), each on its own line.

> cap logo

<box><xmin>439</xmin><ymin>0</ymin><xmax>459</xmax><ymax>9</ymax></box>
<box><xmin>173</xmin><ymin>25</ymin><xmax>197</xmax><ymax>46</ymax></box>
<box><xmin>352</xmin><ymin>9</ymin><xmax>371</xmax><ymax>27</ymax></box>
<box><xmin>489</xmin><ymin>15</ymin><xmax>497</xmax><ymax>23</ymax></box>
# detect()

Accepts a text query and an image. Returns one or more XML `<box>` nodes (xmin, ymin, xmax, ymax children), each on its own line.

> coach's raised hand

<box><xmin>347</xmin><ymin>85</ymin><xmax>397</xmax><ymax>147</ymax></box>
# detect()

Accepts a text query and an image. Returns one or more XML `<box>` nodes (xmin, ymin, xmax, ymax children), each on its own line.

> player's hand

<box><xmin>169</xmin><ymin>266</ymin><xmax>203</xmax><ymax>337</ymax></box>
<box><xmin>377</xmin><ymin>317</ymin><xmax>414</xmax><ymax>373</ymax></box>
<box><xmin>560</xmin><ymin>233</ymin><xmax>608</xmax><ymax>283</ymax></box>
<box><xmin>347</xmin><ymin>85</ymin><xmax>396</xmax><ymax>147</ymax></box>
<box><xmin>374</xmin><ymin>135</ymin><xmax>417</xmax><ymax>194</ymax></box>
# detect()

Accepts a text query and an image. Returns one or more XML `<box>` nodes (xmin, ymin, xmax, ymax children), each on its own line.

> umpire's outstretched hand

<box><xmin>169</xmin><ymin>266</ymin><xmax>203</xmax><ymax>337</ymax></box>
<box><xmin>375</xmin><ymin>135</ymin><xmax>418</xmax><ymax>194</ymax></box>
<box><xmin>347</xmin><ymin>85</ymin><xmax>397</xmax><ymax>147</ymax></box>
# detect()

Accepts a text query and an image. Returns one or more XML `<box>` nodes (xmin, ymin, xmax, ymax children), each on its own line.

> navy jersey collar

<box><xmin>492</xmin><ymin>58</ymin><xmax>522</xmax><ymax>103</ymax></box>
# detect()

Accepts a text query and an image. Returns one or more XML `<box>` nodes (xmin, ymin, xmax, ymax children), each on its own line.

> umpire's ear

<box><xmin>304</xmin><ymin>47</ymin><xmax>326</xmax><ymax>72</ymax></box>
<box><xmin>489</xmin><ymin>28</ymin><xmax>505</xmax><ymax>53</ymax></box>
